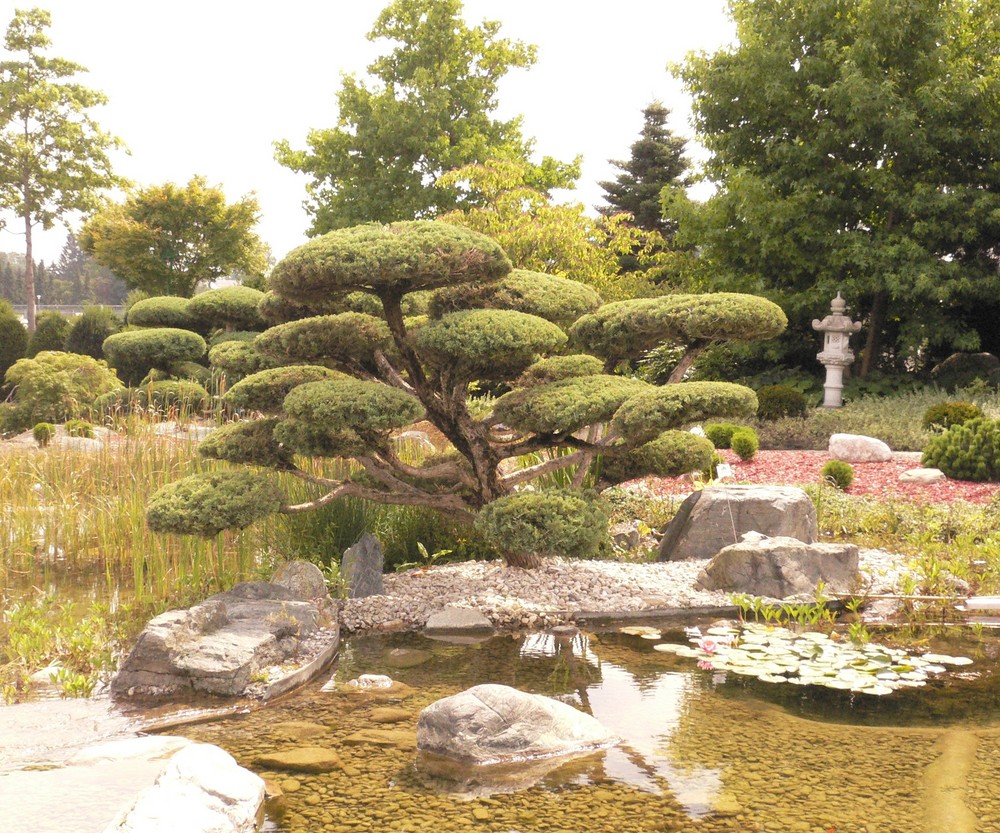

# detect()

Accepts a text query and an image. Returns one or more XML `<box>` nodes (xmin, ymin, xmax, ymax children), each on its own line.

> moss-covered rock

<box><xmin>269</xmin><ymin>220</ymin><xmax>512</xmax><ymax>301</ymax></box>
<box><xmin>494</xmin><ymin>375</ymin><xmax>653</xmax><ymax>435</ymax></box>
<box><xmin>254</xmin><ymin>313</ymin><xmax>392</xmax><ymax>367</ymax></box>
<box><xmin>430</xmin><ymin>269</ymin><xmax>601</xmax><ymax>327</ymax></box>
<box><xmin>283</xmin><ymin>379</ymin><xmax>425</xmax><ymax>433</ymax></box>
<box><xmin>474</xmin><ymin>489</ymin><xmax>608</xmax><ymax>562</ymax></box>
<box><xmin>127</xmin><ymin>296</ymin><xmax>197</xmax><ymax>330</ymax></box>
<box><xmin>147</xmin><ymin>470</ymin><xmax>283</xmax><ymax>536</ymax></box>
<box><xmin>413</xmin><ymin>309</ymin><xmax>567</xmax><ymax>379</ymax></box>
<box><xmin>103</xmin><ymin>328</ymin><xmax>207</xmax><ymax>386</ymax></box>
<box><xmin>571</xmin><ymin>293</ymin><xmax>787</xmax><ymax>364</ymax></box>
<box><xmin>224</xmin><ymin>365</ymin><xmax>346</xmax><ymax>413</ymax></box>
<box><xmin>515</xmin><ymin>355</ymin><xmax>606</xmax><ymax>388</ymax></box>
<box><xmin>199</xmin><ymin>418</ymin><xmax>295</xmax><ymax>469</ymax></box>
<box><xmin>602</xmin><ymin>430</ymin><xmax>715</xmax><ymax>481</ymax></box>
<box><xmin>611</xmin><ymin>382</ymin><xmax>759</xmax><ymax>445</ymax></box>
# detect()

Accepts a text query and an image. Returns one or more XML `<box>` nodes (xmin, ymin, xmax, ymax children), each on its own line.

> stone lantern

<box><xmin>812</xmin><ymin>292</ymin><xmax>861</xmax><ymax>408</ymax></box>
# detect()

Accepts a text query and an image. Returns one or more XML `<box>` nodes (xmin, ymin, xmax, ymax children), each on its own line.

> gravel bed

<box><xmin>340</xmin><ymin>548</ymin><xmax>911</xmax><ymax>633</ymax></box>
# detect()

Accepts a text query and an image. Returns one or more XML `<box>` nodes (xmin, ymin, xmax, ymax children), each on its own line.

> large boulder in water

<box><xmin>416</xmin><ymin>684</ymin><xmax>617</xmax><ymax>766</ymax></box>
<box><xmin>657</xmin><ymin>485</ymin><xmax>817</xmax><ymax>562</ymax></box>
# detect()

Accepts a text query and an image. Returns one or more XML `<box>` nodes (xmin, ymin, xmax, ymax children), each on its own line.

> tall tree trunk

<box><xmin>23</xmin><ymin>210</ymin><xmax>35</xmax><ymax>333</ymax></box>
<box><xmin>860</xmin><ymin>290</ymin><xmax>888</xmax><ymax>378</ymax></box>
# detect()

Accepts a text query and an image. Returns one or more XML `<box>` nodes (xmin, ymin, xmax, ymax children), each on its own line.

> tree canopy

<box><xmin>148</xmin><ymin>220</ymin><xmax>784</xmax><ymax>569</ymax></box>
<box><xmin>79</xmin><ymin>176</ymin><xmax>268</xmax><ymax>297</ymax></box>
<box><xmin>274</xmin><ymin>0</ymin><xmax>578</xmax><ymax>234</ymax></box>
<box><xmin>673</xmin><ymin>0</ymin><xmax>1000</xmax><ymax>375</ymax></box>
<box><xmin>0</xmin><ymin>8</ymin><xmax>124</xmax><ymax>331</ymax></box>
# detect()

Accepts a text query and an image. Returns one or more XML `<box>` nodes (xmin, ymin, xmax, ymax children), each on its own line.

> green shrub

<box><xmin>922</xmin><ymin>401</ymin><xmax>982</xmax><ymax>432</ymax></box>
<box><xmin>474</xmin><ymin>489</ymin><xmax>609</xmax><ymax>564</ymax></box>
<box><xmin>730</xmin><ymin>426</ymin><xmax>759</xmax><ymax>461</ymax></box>
<box><xmin>208</xmin><ymin>340</ymin><xmax>279</xmax><ymax>384</ymax></box>
<box><xmin>102</xmin><ymin>328</ymin><xmax>207</xmax><ymax>386</ymax></box>
<box><xmin>187</xmin><ymin>286</ymin><xmax>266</xmax><ymax>332</ymax></box>
<box><xmin>921</xmin><ymin>418</ymin><xmax>1000</xmax><ymax>481</ymax></box>
<box><xmin>64</xmin><ymin>306</ymin><xmax>121</xmax><ymax>359</ymax></box>
<box><xmin>821</xmin><ymin>459</ymin><xmax>854</xmax><ymax>491</ymax></box>
<box><xmin>756</xmin><ymin>384</ymin><xmax>808</xmax><ymax>420</ymax></box>
<box><xmin>704</xmin><ymin>422</ymin><xmax>741</xmax><ymax>449</ymax></box>
<box><xmin>4</xmin><ymin>351</ymin><xmax>121</xmax><ymax>427</ymax></box>
<box><xmin>64</xmin><ymin>419</ymin><xmax>95</xmax><ymax>439</ymax></box>
<box><xmin>32</xmin><ymin>422</ymin><xmax>55</xmax><ymax>447</ymax></box>
<box><xmin>27</xmin><ymin>312</ymin><xmax>72</xmax><ymax>357</ymax></box>
<box><xmin>93</xmin><ymin>380</ymin><xmax>211</xmax><ymax>416</ymax></box>
<box><xmin>147</xmin><ymin>471</ymin><xmax>283</xmax><ymax>536</ymax></box>
<box><xmin>126</xmin><ymin>296</ymin><xmax>196</xmax><ymax>330</ymax></box>
<box><xmin>601</xmin><ymin>430</ymin><xmax>714</xmax><ymax>482</ymax></box>
<box><xmin>0</xmin><ymin>300</ymin><xmax>28</xmax><ymax>382</ymax></box>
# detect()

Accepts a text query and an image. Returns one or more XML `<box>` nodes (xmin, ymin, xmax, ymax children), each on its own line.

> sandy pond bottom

<box><xmin>163</xmin><ymin>626</ymin><xmax>1000</xmax><ymax>833</ymax></box>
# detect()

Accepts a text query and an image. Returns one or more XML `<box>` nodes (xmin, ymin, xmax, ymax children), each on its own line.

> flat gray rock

<box><xmin>658</xmin><ymin>485</ymin><xmax>817</xmax><ymax>562</ymax></box>
<box><xmin>425</xmin><ymin>606</ymin><xmax>493</xmax><ymax>634</ymax></box>
<box><xmin>695</xmin><ymin>532</ymin><xmax>859</xmax><ymax>598</ymax></box>
<box><xmin>899</xmin><ymin>467</ymin><xmax>946</xmax><ymax>484</ymax></box>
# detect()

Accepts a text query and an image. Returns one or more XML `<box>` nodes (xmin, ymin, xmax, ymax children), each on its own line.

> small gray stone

<box><xmin>272</xmin><ymin>560</ymin><xmax>328</xmax><ymax>600</ymax></box>
<box><xmin>342</xmin><ymin>533</ymin><xmax>385</xmax><ymax>599</ymax></box>
<box><xmin>425</xmin><ymin>606</ymin><xmax>493</xmax><ymax>634</ymax></box>
<box><xmin>828</xmin><ymin>433</ymin><xmax>892</xmax><ymax>462</ymax></box>
<box><xmin>899</xmin><ymin>467</ymin><xmax>946</xmax><ymax>484</ymax></box>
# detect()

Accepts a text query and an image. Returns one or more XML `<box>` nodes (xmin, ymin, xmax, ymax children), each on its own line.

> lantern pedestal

<box><xmin>811</xmin><ymin>293</ymin><xmax>861</xmax><ymax>409</ymax></box>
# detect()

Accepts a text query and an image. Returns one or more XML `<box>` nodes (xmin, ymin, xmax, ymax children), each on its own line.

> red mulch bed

<box><xmin>644</xmin><ymin>450</ymin><xmax>1000</xmax><ymax>505</ymax></box>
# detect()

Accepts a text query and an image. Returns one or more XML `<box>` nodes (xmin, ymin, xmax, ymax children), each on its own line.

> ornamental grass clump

<box><xmin>146</xmin><ymin>220</ymin><xmax>786</xmax><ymax>568</ymax></box>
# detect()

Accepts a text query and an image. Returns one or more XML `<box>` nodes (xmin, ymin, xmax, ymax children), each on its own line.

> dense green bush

<box><xmin>208</xmin><ymin>340</ymin><xmax>281</xmax><ymax>384</ymax></box>
<box><xmin>515</xmin><ymin>354</ymin><xmax>605</xmax><ymax>388</ymax></box>
<box><xmin>146</xmin><ymin>471</ymin><xmax>283</xmax><ymax>536</ymax></box>
<box><xmin>126</xmin><ymin>296</ymin><xmax>196</xmax><ymax>330</ymax></box>
<box><xmin>199</xmin><ymin>418</ymin><xmax>294</xmax><ymax>469</ymax></box>
<box><xmin>921</xmin><ymin>401</ymin><xmax>982</xmax><ymax>432</ymax></box>
<box><xmin>474</xmin><ymin>489</ymin><xmax>609</xmax><ymax>567</ymax></box>
<box><xmin>601</xmin><ymin>430</ymin><xmax>714</xmax><ymax>482</ymax></box>
<box><xmin>921</xmin><ymin>418</ymin><xmax>1000</xmax><ymax>481</ymax></box>
<box><xmin>704</xmin><ymin>422</ymin><xmax>741</xmax><ymax>449</ymax></box>
<box><xmin>730</xmin><ymin>426</ymin><xmax>759</xmax><ymax>461</ymax></box>
<box><xmin>0</xmin><ymin>300</ymin><xmax>28</xmax><ymax>383</ymax></box>
<box><xmin>820</xmin><ymin>459</ymin><xmax>854</xmax><ymax>491</ymax></box>
<box><xmin>102</xmin><ymin>328</ymin><xmax>207</xmax><ymax>386</ymax></box>
<box><xmin>27</xmin><ymin>312</ymin><xmax>72</xmax><ymax>358</ymax></box>
<box><xmin>32</xmin><ymin>422</ymin><xmax>54</xmax><ymax>447</ymax></box>
<box><xmin>756</xmin><ymin>384</ymin><xmax>808</xmax><ymax>420</ymax></box>
<box><xmin>187</xmin><ymin>286</ymin><xmax>266</xmax><ymax>332</ymax></box>
<box><xmin>4</xmin><ymin>352</ymin><xmax>121</xmax><ymax>428</ymax></box>
<box><xmin>224</xmin><ymin>365</ymin><xmax>345</xmax><ymax>413</ymax></box>
<box><xmin>64</xmin><ymin>306</ymin><xmax>121</xmax><ymax>359</ymax></box>
<box><xmin>64</xmin><ymin>419</ymin><xmax>95</xmax><ymax>439</ymax></box>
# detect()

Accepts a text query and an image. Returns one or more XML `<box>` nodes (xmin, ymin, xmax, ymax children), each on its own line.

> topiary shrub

<box><xmin>600</xmin><ymin>430</ymin><xmax>714</xmax><ymax>482</ymax></box>
<box><xmin>27</xmin><ymin>311</ymin><xmax>72</xmax><ymax>357</ymax></box>
<box><xmin>32</xmin><ymin>422</ymin><xmax>55</xmax><ymax>448</ymax></box>
<box><xmin>756</xmin><ymin>384</ymin><xmax>808</xmax><ymax>420</ymax></box>
<box><xmin>188</xmin><ymin>286</ymin><xmax>266</xmax><ymax>332</ymax></box>
<box><xmin>64</xmin><ymin>306</ymin><xmax>121</xmax><ymax>359</ymax></box>
<box><xmin>146</xmin><ymin>470</ymin><xmax>283</xmax><ymax>536</ymax></box>
<box><xmin>0</xmin><ymin>300</ymin><xmax>28</xmax><ymax>383</ymax></box>
<box><xmin>730</xmin><ymin>426</ymin><xmax>759</xmax><ymax>461</ymax></box>
<box><xmin>208</xmin><ymin>340</ymin><xmax>280</xmax><ymax>384</ymax></box>
<box><xmin>821</xmin><ymin>459</ymin><xmax>854</xmax><ymax>491</ymax></box>
<box><xmin>473</xmin><ymin>489</ymin><xmax>609</xmax><ymax>568</ymax></box>
<box><xmin>64</xmin><ymin>419</ymin><xmax>95</xmax><ymax>439</ymax></box>
<box><xmin>4</xmin><ymin>351</ymin><xmax>121</xmax><ymax>428</ymax></box>
<box><xmin>126</xmin><ymin>296</ymin><xmax>196</xmax><ymax>330</ymax></box>
<box><xmin>921</xmin><ymin>418</ymin><xmax>1000</xmax><ymax>482</ymax></box>
<box><xmin>102</xmin><ymin>328</ymin><xmax>207</xmax><ymax>386</ymax></box>
<box><xmin>922</xmin><ymin>401</ymin><xmax>983</xmax><ymax>432</ymax></box>
<box><xmin>704</xmin><ymin>422</ymin><xmax>742</xmax><ymax>449</ymax></box>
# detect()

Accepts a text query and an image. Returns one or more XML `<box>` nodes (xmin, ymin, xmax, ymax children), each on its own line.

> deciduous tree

<box><xmin>0</xmin><ymin>8</ymin><xmax>124</xmax><ymax>331</ymax></box>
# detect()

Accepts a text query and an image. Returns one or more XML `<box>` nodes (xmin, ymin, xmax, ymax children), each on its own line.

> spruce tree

<box><xmin>598</xmin><ymin>102</ymin><xmax>689</xmax><ymax>236</ymax></box>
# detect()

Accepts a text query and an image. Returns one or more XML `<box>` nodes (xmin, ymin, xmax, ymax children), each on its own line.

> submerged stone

<box><xmin>254</xmin><ymin>746</ymin><xmax>343</xmax><ymax>773</ymax></box>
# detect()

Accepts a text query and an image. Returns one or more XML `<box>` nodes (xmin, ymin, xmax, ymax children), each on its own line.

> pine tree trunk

<box><xmin>503</xmin><ymin>550</ymin><xmax>542</xmax><ymax>569</ymax></box>
<box><xmin>860</xmin><ymin>290</ymin><xmax>888</xmax><ymax>378</ymax></box>
<box><xmin>24</xmin><ymin>209</ymin><xmax>35</xmax><ymax>333</ymax></box>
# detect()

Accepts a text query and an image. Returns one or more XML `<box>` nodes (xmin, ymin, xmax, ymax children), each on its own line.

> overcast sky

<box><xmin>0</xmin><ymin>0</ymin><xmax>735</xmax><ymax>266</ymax></box>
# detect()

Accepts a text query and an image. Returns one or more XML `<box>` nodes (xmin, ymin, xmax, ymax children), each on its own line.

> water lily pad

<box><xmin>923</xmin><ymin>654</ymin><xmax>973</xmax><ymax>666</ymax></box>
<box><xmin>621</xmin><ymin>626</ymin><xmax>661</xmax><ymax>637</ymax></box>
<box><xmin>652</xmin><ymin>643</ymin><xmax>687</xmax><ymax>654</ymax></box>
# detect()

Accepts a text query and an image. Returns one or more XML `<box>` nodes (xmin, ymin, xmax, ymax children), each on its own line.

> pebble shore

<box><xmin>339</xmin><ymin>548</ymin><xmax>912</xmax><ymax>633</ymax></box>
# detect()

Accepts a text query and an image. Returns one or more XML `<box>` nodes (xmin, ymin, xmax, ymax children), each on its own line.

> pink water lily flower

<box><xmin>698</xmin><ymin>637</ymin><xmax>720</xmax><ymax>654</ymax></box>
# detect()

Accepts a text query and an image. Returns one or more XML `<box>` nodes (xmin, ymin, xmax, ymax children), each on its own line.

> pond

<box><xmin>170</xmin><ymin>623</ymin><xmax>1000</xmax><ymax>833</ymax></box>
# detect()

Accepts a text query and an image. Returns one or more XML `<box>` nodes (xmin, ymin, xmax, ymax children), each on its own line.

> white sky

<box><xmin>0</xmin><ymin>0</ymin><xmax>735</xmax><ymax>266</ymax></box>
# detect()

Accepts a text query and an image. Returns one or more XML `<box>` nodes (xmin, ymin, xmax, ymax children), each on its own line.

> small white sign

<box><xmin>715</xmin><ymin>463</ymin><xmax>734</xmax><ymax>480</ymax></box>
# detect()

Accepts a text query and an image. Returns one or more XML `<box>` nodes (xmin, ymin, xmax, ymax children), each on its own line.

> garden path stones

<box><xmin>828</xmin><ymin>432</ymin><xmax>893</xmax><ymax>462</ymax></box>
<box><xmin>695</xmin><ymin>533</ymin><xmax>859</xmax><ymax>597</ymax></box>
<box><xmin>657</xmin><ymin>485</ymin><xmax>817</xmax><ymax>562</ymax></box>
<box><xmin>342</xmin><ymin>532</ymin><xmax>385</xmax><ymax>598</ymax></box>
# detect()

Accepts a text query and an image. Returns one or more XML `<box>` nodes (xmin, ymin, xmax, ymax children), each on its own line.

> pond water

<box><xmin>170</xmin><ymin>624</ymin><xmax>1000</xmax><ymax>833</ymax></box>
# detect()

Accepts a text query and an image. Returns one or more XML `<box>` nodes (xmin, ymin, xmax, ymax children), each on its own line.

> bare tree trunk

<box><xmin>667</xmin><ymin>342</ymin><xmax>707</xmax><ymax>384</ymax></box>
<box><xmin>860</xmin><ymin>290</ymin><xmax>888</xmax><ymax>378</ymax></box>
<box><xmin>23</xmin><ymin>210</ymin><xmax>35</xmax><ymax>333</ymax></box>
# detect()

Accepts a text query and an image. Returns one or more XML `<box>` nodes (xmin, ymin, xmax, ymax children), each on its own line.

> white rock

<box><xmin>899</xmin><ymin>468</ymin><xmax>946</xmax><ymax>484</ymax></box>
<box><xmin>828</xmin><ymin>433</ymin><xmax>892</xmax><ymax>462</ymax></box>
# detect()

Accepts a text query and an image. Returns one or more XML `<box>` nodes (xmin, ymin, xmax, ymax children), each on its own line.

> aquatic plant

<box><xmin>649</xmin><ymin>623</ymin><xmax>972</xmax><ymax>696</ymax></box>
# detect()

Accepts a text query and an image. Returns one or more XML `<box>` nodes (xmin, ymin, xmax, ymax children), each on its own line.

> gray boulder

<box><xmin>695</xmin><ymin>533</ymin><xmax>859</xmax><ymax>598</ymax></box>
<box><xmin>272</xmin><ymin>560</ymin><xmax>328</xmax><ymax>599</ymax></box>
<box><xmin>425</xmin><ymin>606</ymin><xmax>493</xmax><ymax>635</ymax></box>
<box><xmin>417</xmin><ymin>683</ymin><xmax>618</xmax><ymax>767</ymax></box>
<box><xmin>112</xmin><ymin>579</ymin><xmax>335</xmax><ymax>699</ymax></box>
<box><xmin>658</xmin><ymin>485</ymin><xmax>817</xmax><ymax>562</ymax></box>
<box><xmin>342</xmin><ymin>533</ymin><xmax>385</xmax><ymax>598</ymax></box>
<box><xmin>828</xmin><ymin>433</ymin><xmax>892</xmax><ymax>463</ymax></box>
